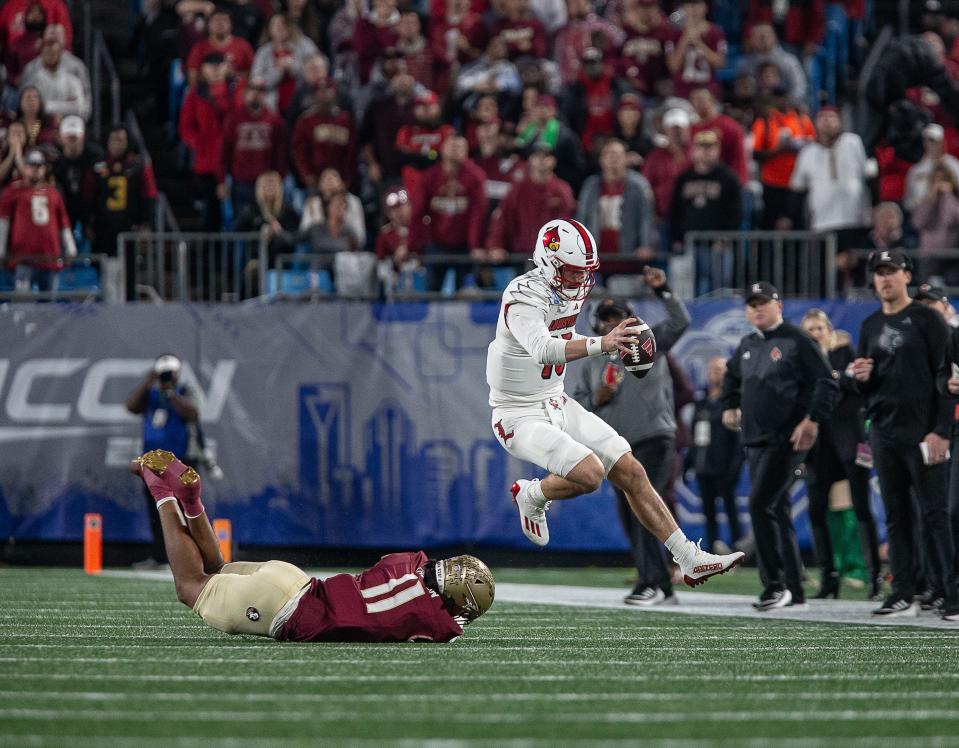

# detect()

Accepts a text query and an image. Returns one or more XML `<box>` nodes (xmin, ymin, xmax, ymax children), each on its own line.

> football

<box><xmin>622</xmin><ymin>320</ymin><xmax>656</xmax><ymax>379</ymax></box>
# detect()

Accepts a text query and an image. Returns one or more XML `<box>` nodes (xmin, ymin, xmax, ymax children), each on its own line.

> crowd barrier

<box><xmin>0</xmin><ymin>298</ymin><xmax>894</xmax><ymax>552</ymax></box>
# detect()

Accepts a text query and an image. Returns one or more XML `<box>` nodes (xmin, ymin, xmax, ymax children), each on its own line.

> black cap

<box><xmin>591</xmin><ymin>297</ymin><xmax>634</xmax><ymax>333</ymax></box>
<box><xmin>867</xmin><ymin>248</ymin><xmax>912</xmax><ymax>272</ymax></box>
<box><xmin>914</xmin><ymin>282</ymin><xmax>948</xmax><ymax>303</ymax></box>
<box><xmin>745</xmin><ymin>281</ymin><xmax>780</xmax><ymax>303</ymax></box>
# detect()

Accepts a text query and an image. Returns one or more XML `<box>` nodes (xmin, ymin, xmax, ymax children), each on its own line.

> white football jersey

<box><xmin>487</xmin><ymin>269</ymin><xmax>584</xmax><ymax>407</ymax></box>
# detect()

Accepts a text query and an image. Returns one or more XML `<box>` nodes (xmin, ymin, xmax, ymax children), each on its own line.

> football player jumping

<box><xmin>487</xmin><ymin>218</ymin><xmax>743</xmax><ymax>586</ymax></box>
<box><xmin>132</xmin><ymin>449</ymin><xmax>493</xmax><ymax>642</ymax></box>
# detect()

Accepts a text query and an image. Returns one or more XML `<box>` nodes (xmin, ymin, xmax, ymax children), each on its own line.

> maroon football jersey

<box><xmin>279</xmin><ymin>551</ymin><xmax>464</xmax><ymax>643</ymax></box>
<box><xmin>0</xmin><ymin>181</ymin><xmax>72</xmax><ymax>269</ymax></box>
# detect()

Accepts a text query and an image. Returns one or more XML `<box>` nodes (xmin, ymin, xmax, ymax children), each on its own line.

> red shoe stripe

<box><xmin>524</xmin><ymin>517</ymin><xmax>530</xmax><ymax>531</ymax></box>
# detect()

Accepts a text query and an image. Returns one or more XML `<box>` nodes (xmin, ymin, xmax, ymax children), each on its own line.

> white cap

<box><xmin>154</xmin><ymin>354</ymin><xmax>182</xmax><ymax>375</ymax></box>
<box><xmin>923</xmin><ymin>123</ymin><xmax>945</xmax><ymax>142</ymax></box>
<box><xmin>662</xmin><ymin>108</ymin><xmax>691</xmax><ymax>129</ymax></box>
<box><xmin>60</xmin><ymin>115</ymin><xmax>84</xmax><ymax>138</ymax></box>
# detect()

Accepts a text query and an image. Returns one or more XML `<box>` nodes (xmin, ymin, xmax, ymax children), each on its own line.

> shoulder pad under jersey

<box><xmin>503</xmin><ymin>271</ymin><xmax>557</xmax><ymax>311</ymax></box>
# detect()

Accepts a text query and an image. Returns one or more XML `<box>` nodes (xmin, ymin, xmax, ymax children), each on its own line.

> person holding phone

<box><xmin>852</xmin><ymin>252</ymin><xmax>958</xmax><ymax>620</ymax></box>
<box><xmin>126</xmin><ymin>355</ymin><xmax>199</xmax><ymax>570</ymax></box>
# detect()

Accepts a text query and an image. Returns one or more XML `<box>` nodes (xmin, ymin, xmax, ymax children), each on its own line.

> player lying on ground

<box><xmin>487</xmin><ymin>219</ymin><xmax>744</xmax><ymax>586</ymax></box>
<box><xmin>132</xmin><ymin>449</ymin><xmax>494</xmax><ymax>642</ymax></box>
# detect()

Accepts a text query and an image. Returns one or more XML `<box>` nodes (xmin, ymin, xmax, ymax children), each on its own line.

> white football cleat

<box><xmin>511</xmin><ymin>479</ymin><xmax>550</xmax><ymax>546</ymax></box>
<box><xmin>676</xmin><ymin>540</ymin><xmax>745</xmax><ymax>587</ymax></box>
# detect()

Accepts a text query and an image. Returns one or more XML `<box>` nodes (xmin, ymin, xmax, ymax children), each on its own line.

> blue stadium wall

<box><xmin>0</xmin><ymin>299</ymin><xmax>890</xmax><ymax>551</ymax></box>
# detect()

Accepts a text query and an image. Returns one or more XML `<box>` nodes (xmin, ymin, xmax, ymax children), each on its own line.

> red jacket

<box><xmin>179</xmin><ymin>81</ymin><xmax>241</xmax><ymax>176</ymax></box>
<box><xmin>375</xmin><ymin>223</ymin><xmax>416</xmax><ymax>264</ymax></box>
<box><xmin>0</xmin><ymin>0</ymin><xmax>72</xmax><ymax>48</ymax></box>
<box><xmin>486</xmin><ymin>176</ymin><xmax>576</xmax><ymax>253</ymax></box>
<box><xmin>642</xmin><ymin>146</ymin><xmax>689</xmax><ymax>220</ymax></box>
<box><xmin>0</xmin><ymin>180</ymin><xmax>73</xmax><ymax>269</ymax></box>
<box><xmin>489</xmin><ymin>17</ymin><xmax>548</xmax><ymax>60</ymax></box>
<box><xmin>219</xmin><ymin>106</ymin><xmax>288</xmax><ymax>184</ymax></box>
<box><xmin>186</xmin><ymin>36</ymin><xmax>255</xmax><ymax>76</ymax></box>
<box><xmin>353</xmin><ymin>16</ymin><xmax>399</xmax><ymax>83</ymax></box>
<box><xmin>410</xmin><ymin>159</ymin><xmax>488</xmax><ymax>251</ymax></box>
<box><xmin>396</xmin><ymin>123</ymin><xmax>455</xmax><ymax>196</ymax></box>
<box><xmin>746</xmin><ymin>0</ymin><xmax>825</xmax><ymax>48</ymax></box>
<box><xmin>291</xmin><ymin>107</ymin><xmax>357</xmax><ymax>187</ymax></box>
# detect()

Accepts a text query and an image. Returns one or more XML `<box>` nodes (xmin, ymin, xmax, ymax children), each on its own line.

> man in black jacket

<box><xmin>854</xmin><ymin>255</ymin><xmax>958</xmax><ymax>620</ymax></box>
<box><xmin>861</xmin><ymin>32</ymin><xmax>959</xmax><ymax>154</ymax></box>
<box><xmin>722</xmin><ymin>281</ymin><xmax>838</xmax><ymax>611</ymax></box>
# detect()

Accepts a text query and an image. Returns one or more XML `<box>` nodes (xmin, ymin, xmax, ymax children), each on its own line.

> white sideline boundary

<box><xmin>104</xmin><ymin>569</ymin><xmax>959</xmax><ymax>630</ymax></box>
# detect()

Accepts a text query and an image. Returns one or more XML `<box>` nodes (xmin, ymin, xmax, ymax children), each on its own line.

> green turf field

<box><xmin>2</xmin><ymin>567</ymin><xmax>959</xmax><ymax>747</ymax></box>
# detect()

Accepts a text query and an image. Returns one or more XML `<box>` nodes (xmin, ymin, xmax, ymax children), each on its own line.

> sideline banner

<box><xmin>0</xmin><ymin>299</ymin><xmax>886</xmax><ymax>551</ymax></box>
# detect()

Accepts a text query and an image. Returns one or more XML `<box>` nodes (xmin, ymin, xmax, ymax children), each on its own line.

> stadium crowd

<box><xmin>0</xmin><ymin>0</ymin><xmax>956</xmax><ymax>295</ymax></box>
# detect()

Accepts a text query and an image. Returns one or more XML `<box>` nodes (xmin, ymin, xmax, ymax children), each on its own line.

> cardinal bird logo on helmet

<box><xmin>542</xmin><ymin>226</ymin><xmax>561</xmax><ymax>251</ymax></box>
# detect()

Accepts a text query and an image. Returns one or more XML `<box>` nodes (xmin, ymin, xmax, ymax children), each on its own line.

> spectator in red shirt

<box><xmin>617</xmin><ymin>0</ymin><xmax>677</xmax><ymax>98</ymax></box>
<box><xmin>359</xmin><ymin>70</ymin><xmax>417</xmax><ymax>187</ymax></box>
<box><xmin>395</xmin><ymin>89</ymin><xmax>455</xmax><ymax>195</ymax></box>
<box><xmin>0</xmin><ymin>147</ymin><xmax>76</xmax><ymax>293</ymax></box>
<box><xmin>642</xmin><ymin>108</ymin><xmax>691</xmax><ymax>227</ymax></box>
<box><xmin>563</xmin><ymin>47</ymin><xmax>621</xmax><ymax>154</ymax></box>
<box><xmin>664</xmin><ymin>0</ymin><xmax>727</xmax><ymax>99</ymax></box>
<box><xmin>375</xmin><ymin>185</ymin><xmax>421</xmax><ymax>290</ymax></box>
<box><xmin>0</xmin><ymin>0</ymin><xmax>72</xmax><ymax>50</ymax></box>
<box><xmin>471</xmin><ymin>117</ymin><xmax>527</xmax><ymax>210</ymax></box>
<box><xmin>689</xmin><ymin>86</ymin><xmax>748</xmax><ymax>185</ymax></box>
<box><xmin>0</xmin><ymin>121</ymin><xmax>28</xmax><ymax>187</ymax></box>
<box><xmin>218</xmin><ymin>78</ymin><xmax>288</xmax><ymax>219</ymax></box>
<box><xmin>179</xmin><ymin>52</ymin><xmax>240</xmax><ymax>231</ymax></box>
<box><xmin>353</xmin><ymin>0</ymin><xmax>400</xmax><ymax>84</ymax></box>
<box><xmin>430</xmin><ymin>0</ymin><xmax>486</xmax><ymax>95</ymax></box>
<box><xmin>396</xmin><ymin>10</ymin><xmax>435</xmax><ymax>90</ymax></box>
<box><xmin>485</xmin><ymin>143</ymin><xmax>575</xmax><ymax>259</ymax></box>
<box><xmin>4</xmin><ymin>0</ymin><xmax>45</xmax><ymax>89</ymax></box>
<box><xmin>553</xmin><ymin>0</ymin><xmax>625</xmax><ymax>85</ymax></box>
<box><xmin>746</xmin><ymin>0</ymin><xmax>825</xmax><ymax>55</ymax></box>
<box><xmin>490</xmin><ymin>0</ymin><xmax>548</xmax><ymax>61</ymax></box>
<box><xmin>410</xmin><ymin>135</ymin><xmax>488</xmax><ymax>290</ymax></box>
<box><xmin>186</xmin><ymin>8</ymin><xmax>255</xmax><ymax>85</ymax></box>
<box><xmin>291</xmin><ymin>79</ymin><xmax>357</xmax><ymax>191</ymax></box>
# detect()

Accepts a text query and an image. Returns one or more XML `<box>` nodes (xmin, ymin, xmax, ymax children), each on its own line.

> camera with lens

<box><xmin>159</xmin><ymin>371</ymin><xmax>174</xmax><ymax>384</ymax></box>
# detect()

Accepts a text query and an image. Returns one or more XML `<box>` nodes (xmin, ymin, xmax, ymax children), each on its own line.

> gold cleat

<box><xmin>136</xmin><ymin>449</ymin><xmax>178</xmax><ymax>475</ymax></box>
<box><xmin>179</xmin><ymin>467</ymin><xmax>200</xmax><ymax>486</ymax></box>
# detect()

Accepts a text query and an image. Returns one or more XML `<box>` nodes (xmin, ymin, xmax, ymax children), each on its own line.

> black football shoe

<box><xmin>873</xmin><ymin>596</ymin><xmax>918</xmax><ymax>617</ymax></box>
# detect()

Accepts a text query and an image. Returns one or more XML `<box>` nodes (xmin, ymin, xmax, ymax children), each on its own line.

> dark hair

<box><xmin>16</xmin><ymin>86</ymin><xmax>46</xmax><ymax>122</ymax></box>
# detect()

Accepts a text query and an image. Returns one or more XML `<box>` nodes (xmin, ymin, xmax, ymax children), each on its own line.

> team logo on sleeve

<box><xmin>542</xmin><ymin>226</ymin><xmax>561</xmax><ymax>251</ymax></box>
<box><xmin>494</xmin><ymin>419</ymin><xmax>515</xmax><ymax>445</ymax></box>
<box><xmin>246</xmin><ymin>607</ymin><xmax>260</xmax><ymax>621</ymax></box>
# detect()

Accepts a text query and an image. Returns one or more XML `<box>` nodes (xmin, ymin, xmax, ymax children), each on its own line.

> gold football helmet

<box><xmin>434</xmin><ymin>555</ymin><xmax>495</xmax><ymax>624</ymax></box>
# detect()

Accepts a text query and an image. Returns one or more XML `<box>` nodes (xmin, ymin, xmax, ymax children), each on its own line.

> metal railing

<box><xmin>119</xmin><ymin>231</ymin><xmax>267</xmax><ymax>302</ymax></box>
<box><xmin>683</xmin><ymin>231</ymin><xmax>839</xmax><ymax>299</ymax></box>
<box><xmin>0</xmin><ymin>253</ymin><xmax>112</xmax><ymax>302</ymax></box>
<box><xmin>91</xmin><ymin>30</ymin><xmax>121</xmax><ymax>141</ymax></box>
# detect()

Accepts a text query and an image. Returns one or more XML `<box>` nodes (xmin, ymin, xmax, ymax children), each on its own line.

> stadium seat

<box><xmin>0</xmin><ymin>269</ymin><xmax>13</xmax><ymax>291</ymax></box>
<box><xmin>493</xmin><ymin>266</ymin><xmax>516</xmax><ymax>291</ymax></box>
<box><xmin>266</xmin><ymin>269</ymin><xmax>333</xmax><ymax>296</ymax></box>
<box><xmin>58</xmin><ymin>266</ymin><xmax>101</xmax><ymax>292</ymax></box>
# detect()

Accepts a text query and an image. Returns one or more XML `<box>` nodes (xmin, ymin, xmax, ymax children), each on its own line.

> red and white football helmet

<box><xmin>532</xmin><ymin>219</ymin><xmax>600</xmax><ymax>301</ymax></box>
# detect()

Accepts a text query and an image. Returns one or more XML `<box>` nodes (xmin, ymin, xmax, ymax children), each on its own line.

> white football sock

<box><xmin>527</xmin><ymin>479</ymin><xmax>547</xmax><ymax>504</ymax></box>
<box><xmin>665</xmin><ymin>528</ymin><xmax>693</xmax><ymax>566</ymax></box>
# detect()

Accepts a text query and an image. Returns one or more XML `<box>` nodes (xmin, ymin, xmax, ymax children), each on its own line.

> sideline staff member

<box><xmin>722</xmin><ymin>282</ymin><xmax>838</xmax><ymax>611</ymax></box>
<box><xmin>852</xmin><ymin>251</ymin><xmax>958</xmax><ymax>620</ymax></box>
